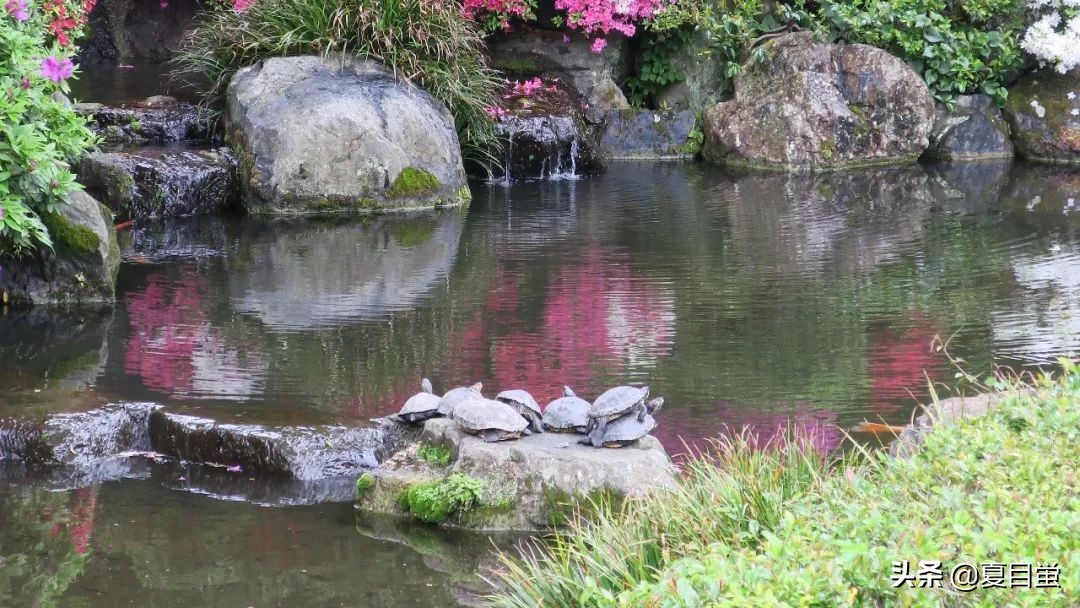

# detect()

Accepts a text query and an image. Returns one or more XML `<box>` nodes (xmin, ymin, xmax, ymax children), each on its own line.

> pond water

<box><xmin>2</xmin><ymin>160</ymin><xmax>1079</xmax><ymax>605</ymax></box>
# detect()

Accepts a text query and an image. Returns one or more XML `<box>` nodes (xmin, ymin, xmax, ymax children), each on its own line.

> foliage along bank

<box><xmin>490</xmin><ymin>361</ymin><xmax>1080</xmax><ymax>607</ymax></box>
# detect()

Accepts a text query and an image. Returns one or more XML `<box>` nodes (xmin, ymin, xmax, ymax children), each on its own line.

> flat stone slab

<box><xmin>358</xmin><ymin>418</ymin><xmax>676</xmax><ymax>530</ymax></box>
<box><xmin>599</xmin><ymin>109</ymin><xmax>697</xmax><ymax>160</ymax></box>
<box><xmin>75</xmin><ymin>97</ymin><xmax>210</xmax><ymax>147</ymax></box>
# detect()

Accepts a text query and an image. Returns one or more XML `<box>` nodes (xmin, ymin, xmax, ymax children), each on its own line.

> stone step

<box><xmin>75</xmin><ymin>96</ymin><xmax>211</xmax><ymax>146</ymax></box>
<box><xmin>78</xmin><ymin>147</ymin><xmax>239</xmax><ymax>220</ymax></box>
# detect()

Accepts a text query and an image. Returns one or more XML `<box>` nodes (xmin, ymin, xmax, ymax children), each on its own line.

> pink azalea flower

<box><xmin>5</xmin><ymin>0</ymin><xmax>29</xmax><ymax>21</ymax></box>
<box><xmin>226</xmin><ymin>464</ymin><xmax>243</xmax><ymax>473</ymax></box>
<box><xmin>591</xmin><ymin>38</ymin><xmax>608</xmax><ymax>53</ymax></box>
<box><xmin>233</xmin><ymin>0</ymin><xmax>256</xmax><ymax>11</ymax></box>
<box><xmin>40</xmin><ymin>57</ymin><xmax>74</xmax><ymax>82</ymax></box>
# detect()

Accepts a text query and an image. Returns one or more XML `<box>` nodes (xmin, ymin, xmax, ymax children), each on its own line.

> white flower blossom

<box><xmin>1023</xmin><ymin>2</ymin><xmax>1080</xmax><ymax>73</ymax></box>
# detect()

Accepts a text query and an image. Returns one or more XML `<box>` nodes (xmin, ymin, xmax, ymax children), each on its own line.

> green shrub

<box><xmin>820</xmin><ymin>0</ymin><xmax>1025</xmax><ymax>104</ymax></box>
<box><xmin>400</xmin><ymin>474</ymin><xmax>485</xmax><ymax>524</ymax></box>
<box><xmin>491</xmin><ymin>362</ymin><xmax>1080</xmax><ymax>607</ymax></box>
<box><xmin>170</xmin><ymin>0</ymin><xmax>501</xmax><ymax>164</ymax></box>
<box><xmin>1</xmin><ymin>0</ymin><xmax>96</xmax><ymax>257</ymax></box>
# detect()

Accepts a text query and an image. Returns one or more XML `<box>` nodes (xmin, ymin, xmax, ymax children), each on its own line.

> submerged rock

<box><xmin>599</xmin><ymin>109</ymin><xmax>698</xmax><ymax>160</ymax></box>
<box><xmin>925</xmin><ymin>94</ymin><xmax>1014</xmax><ymax>161</ymax></box>
<box><xmin>79</xmin><ymin>147</ymin><xmax>239</xmax><ymax>220</ymax></box>
<box><xmin>75</xmin><ymin>97</ymin><xmax>210</xmax><ymax>146</ymax></box>
<box><xmin>1003</xmin><ymin>69</ymin><xmax>1080</xmax><ymax>164</ymax></box>
<box><xmin>0</xmin><ymin>191</ymin><xmax>121</xmax><ymax>308</ymax></box>
<box><xmin>702</xmin><ymin>33</ymin><xmax>934</xmax><ymax>171</ymax></box>
<box><xmin>226</xmin><ymin>55</ymin><xmax>470</xmax><ymax>214</ymax></box>
<box><xmin>357</xmin><ymin>418</ymin><xmax>675</xmax><ymax>530</ymax></box>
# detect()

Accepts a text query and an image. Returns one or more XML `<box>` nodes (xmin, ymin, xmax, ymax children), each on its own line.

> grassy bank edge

<box><xmin>489</xmin><ymin>361</ymin><xmax>1080</xmax><ymax>607</ymax></box>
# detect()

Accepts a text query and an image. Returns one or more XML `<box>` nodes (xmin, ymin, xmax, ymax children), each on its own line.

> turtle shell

<box><xmin>496</xmin><ymin>389</ymin><xmax>541</xmax><ymax>416</ymax></box>
<box><xmin>601</xmin><ymin>412</ymin><xmax>656</xmax><ymax>447</ymax></box>
<box><xmin>453</xmin><ymin>399</ymin><xmax>528</xmax><ymax>435</ymax></box>
<box><xmin>589</xmin><ymin>385</ymin><xmax>649</xmax><ymax>421</ymax></box>
<box><xmin>436</xmin><ymin>385</ymin><xmax>483</xmax><ymax>417</ymax></box>
<box><xmin>396</xmin><ymin>379</ymin><xmax>441</xmax><ymax>422</ymax></box>
<box><xmin>542</xmin><ymin>394</ymin><xmax>591</xmax><ymax>432</ymax></box>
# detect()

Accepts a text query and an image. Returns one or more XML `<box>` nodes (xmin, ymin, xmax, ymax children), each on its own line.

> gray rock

<box><xmin>226</xmin><ymin>55</ymin><xmax>470</xmax><ymax>214</ymax></box>
<box><xmin>588</xmin><ymin>76</ymin><xmax>631</xmax><ymax>112</ymax></box>
<box><xmin>75</xmin><ymin>98</ymin><xmax>210</xmax><ymax>146</ymax></box>
<box><xmin>490</xmin><ymin>29</ymin><xmax>630</xmax><ymax>101</ymax></box>
<box><xmin>148</xmin><ymin>410</ymin><xmax>417</xmax><ymax>479</ymax></box>
<box><xmin>79</xmin><ymin>147</ymin><xmax>239</xmax><ymax>220</ymax></box>
<box><xmin>358</xmin><ymin>417</ymin><xmax>676</xmax><ymax>530</ymax></box>
<box><xmin>0</xmin><ymin>191</ymin><xmax>121</xmax><ymax>308</ymax></box>
<box><xmin>702</xmin><ymin>33</ymin><xmax>935</xmax><ymax>172</ymax></box>
<box><xmin>1003</xmin><ymin>69</ymin><xmax>1080</xmax><ymax>164</ymax></box>
<box><xmin>655</xmin><ymin>29</ymin><xmax>728</xmax><ymax>111</ymax></box>
<box><xmin>599</xmin><ymin>109</ymin><xmax>697</xmax><ymax>159</ymax></box>
<box><xmin>925</xmin><ymin>94</ymin><xmax>1013</xmax><ymax>161</ymax></box>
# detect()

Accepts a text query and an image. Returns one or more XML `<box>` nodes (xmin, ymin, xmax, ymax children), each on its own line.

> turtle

<box><xmin>436</xmin><ymin>382</ymin><xmax>483</xmax><ymax>417</ymax></box>
<box><xmin>599</xmin><ymin>413</ymin><xmax>656</xmax><ymax>447</ymax></box>
<box><xmin>541</xmin><ymin>386</ymin><xmax>592</xmax><ymax>433</ymax></box>
<box><xmin>496</xmin><ymin>389</ymin><xmax>544</xmax><ymax>434</ymax></box>
<box><xmin>584</xmin><ymin>385</ymin><xmax>649</xmax><ymax>448</ymax></box>
<box><xmin>395</xmin><ymin>378</ymin><xmax>442</xmax><ymax>423</ymax></box>
<box><xmin>453</xmin><ymin>398</ymin><xmax>529</xmax><ymax>442</ymax></box>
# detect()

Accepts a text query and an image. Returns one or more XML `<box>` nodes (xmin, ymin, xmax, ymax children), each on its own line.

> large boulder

<box><xmin>79</xmin><ymin>148</ymin><xmax>239</xmax><ymax>220</ymax></box>
<box><xmin>702</xmin><ymin>33</ymin><xmax>935</xmax><ymax>172</ymax></box>
<box><xmin>0</xmin><ymin>191</ymin><xmax>121</xmax><ymax>308</ymax></box>
<box><xmin>357</xmin><ymin>418</ymin><xmax>676</xmax><ymax>530</ymax></box>
<box><xmin>226</xmin><ymin>56</ymin><xmax>470</xmax><ymax>214</ymax></box>
<box><xmin>1003</xmin><ymin>69</ymin><xmax>1080</xmax><ymax>164</ymax></box>
<box><xmin>924</xmin><ymin>94</ymin><xmax>1013</xmax><ymax>161</ymax></box>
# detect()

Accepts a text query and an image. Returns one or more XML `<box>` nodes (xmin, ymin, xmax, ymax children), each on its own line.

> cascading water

<box><xmin>491</xmin><ymin>115</ymin><xmax>588</xmax><ymax>184</ymax></box>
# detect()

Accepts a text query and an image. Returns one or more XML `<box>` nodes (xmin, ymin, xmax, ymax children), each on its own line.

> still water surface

<box><xmin>2</xmin><ymin>160</ymin><xmax>1079</xmax><ymax>606</ymax></box>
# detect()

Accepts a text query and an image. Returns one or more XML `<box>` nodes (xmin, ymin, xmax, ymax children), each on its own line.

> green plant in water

<box><xmin>417</xmin><ymin>444</ymin><xmax>452</xmax><ymax>467</ymax></box>
<box><xmin>170</xmin><ymin>0</ymin><xmax>501</xmax><ymax>165</ymax></box>
<box><xmin>400</xmin><ymin>474</ymin><xmax>485</xmax><ymax>524</ymax></box>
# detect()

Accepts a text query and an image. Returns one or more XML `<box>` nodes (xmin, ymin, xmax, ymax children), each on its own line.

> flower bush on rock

<box><xmin>1</xmin><ymin>0</ymin><xmax>95</xmax><ymax>256</ymax></box>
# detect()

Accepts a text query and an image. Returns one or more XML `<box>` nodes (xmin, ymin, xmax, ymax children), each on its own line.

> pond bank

<box><xmin>489</xmin><ymin>366</ymin><xmax>1080</xmax><ymax>606</ymax></box>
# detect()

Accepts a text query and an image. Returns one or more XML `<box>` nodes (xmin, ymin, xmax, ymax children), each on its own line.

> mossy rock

<box><xmin>42</xmin><ymin>211</ymin><xmax>101</xmax><ymax>255</ymax></box>
<box><xmin>1003</xmin><ymin>69</ymin><xmax>1080</xmax><ymax>164</ymax></box>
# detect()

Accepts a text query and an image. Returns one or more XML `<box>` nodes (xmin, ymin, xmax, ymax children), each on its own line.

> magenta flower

<box><xmin>5</xmin><ymin>0</ymin><xmax>29</xmax><ymax>21</ymax></box>
<box><xmin>591</xmin><ymin>38</ymin><xmax>608</xmax><ymax>53</ymax></box>
<box><xmin>40</xmin><ymin>57</ymin><xmax>75</xmax><ymax>82</ymax></box>
<box><xmin>20</xmin><ymin>76</ymin><xmax>31</xmax><ymax>89</ymax></box>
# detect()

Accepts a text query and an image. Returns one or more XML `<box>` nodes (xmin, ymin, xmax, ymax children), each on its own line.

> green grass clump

<box><xmin>386</xmin><ymin>167</ymin><xmax>441</xmax><ymax>199</ymax></box>
<box><xmin>400</xmin><ymin>474</ymin><xmax>485</xmax><ymax>524</ymax></box>
<box><xmin>417</xmin><ymin>444</ymin><xmax>451</xmax><ymax>467</ymax></box>
<box><xmin>355</xmin><ymin>473</ymin><xmax>375</xmax><ymax>499</ymax></box>
<box><xmin>491</xmin><ymin>361</ymin><xmax>1080</xmax><ymax>607</ymax></box>
<box><xmin>170</xmin><ymin>0</ymin><xmax>499</xmax><ymax>164</ymax></box>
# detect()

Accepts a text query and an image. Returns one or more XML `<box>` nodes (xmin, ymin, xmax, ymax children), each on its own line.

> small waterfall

<box><xmin>492</xmin><ymin>115</ymin><xmax>585</xmax><ymax>184</ymax></box>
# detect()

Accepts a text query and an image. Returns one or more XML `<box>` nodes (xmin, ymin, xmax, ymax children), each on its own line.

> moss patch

<box><xmin>42</xmin><ymin>211</ymin><xmax>100</xmax><ymax>255</ymax></box>
<box><xmin>386</xmin><ymin>167</ymin><xmax>441</xmax><ymax>199</ymax></box>
<box><xmin>399</xmin><ymin>474</ymin><xmax>486</xmax><ymax>524</ymax></box>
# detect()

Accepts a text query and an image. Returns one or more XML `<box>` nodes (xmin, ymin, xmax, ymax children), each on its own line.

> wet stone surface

<box><xmin>75</xmin><ymin>97</ymin><xmax>210</xmax><ymax>147</ymax></box>
<box><xmin>599</xmin><ymin>109</ymin><xmax>697</xmax><ymax>160</ymax></box>
<box><xmin>79</xmin><ymin>147</ymin><xmax>239</xmax><ymax>220</ymax></box>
